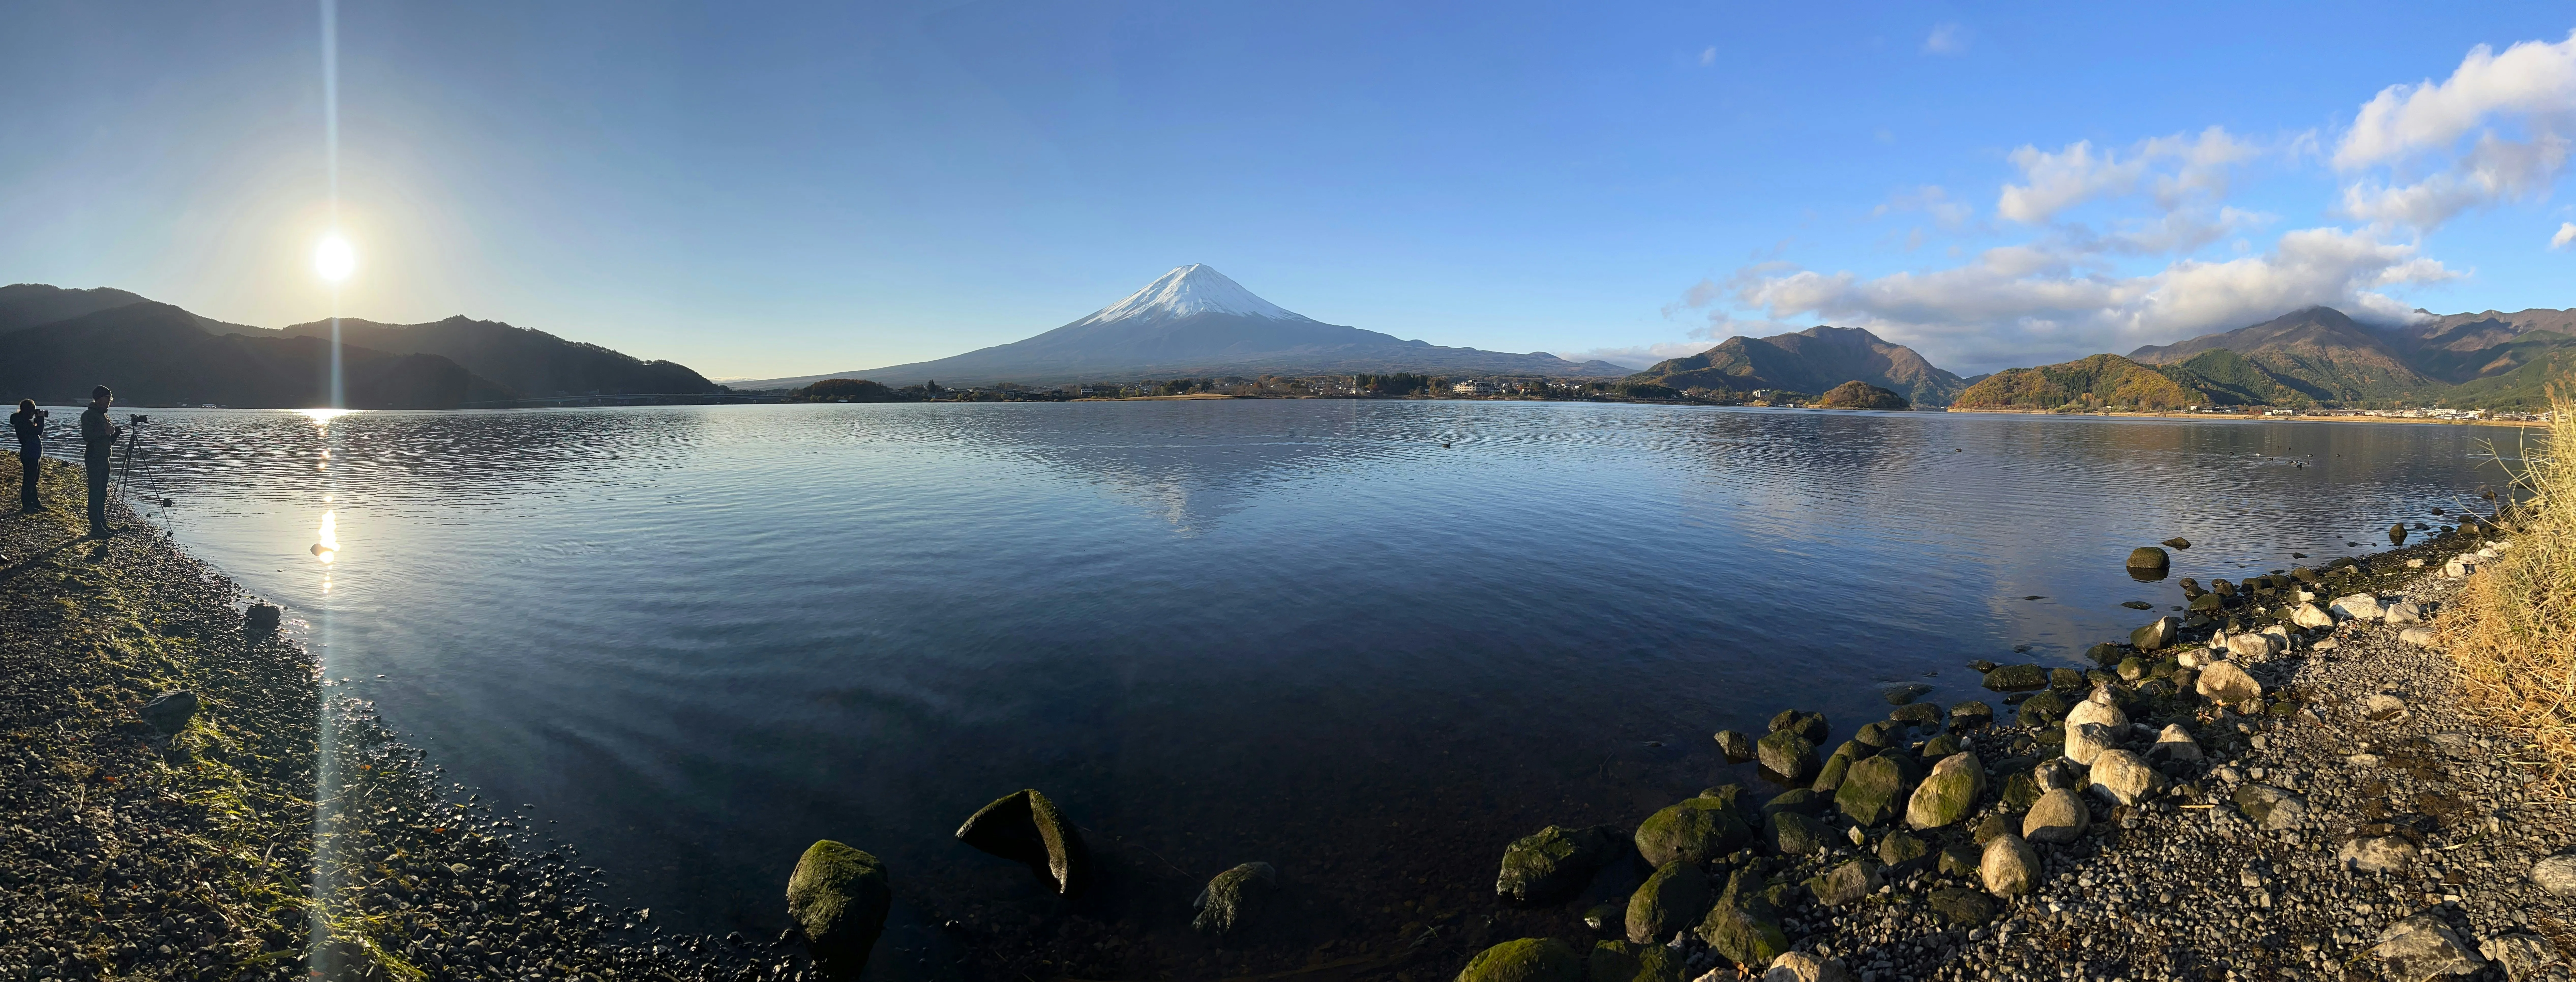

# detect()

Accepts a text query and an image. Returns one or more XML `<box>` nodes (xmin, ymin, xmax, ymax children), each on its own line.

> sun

<box><xmin>314</xmin><ymin>234</ymin><xmax>357</xmax><ymax>283</ymax></box>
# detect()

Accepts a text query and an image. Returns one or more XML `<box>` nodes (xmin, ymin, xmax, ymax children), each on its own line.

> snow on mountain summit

<box><xmin>1076</xmin><ymin>265</ymin><xmax>1310</xmax><ymax>325</ymax></box>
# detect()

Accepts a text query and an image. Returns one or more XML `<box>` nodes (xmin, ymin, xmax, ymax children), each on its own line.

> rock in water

<box><xmin>1768</xmin><ymin>709</ymin><xmax>1830</xmax><ymax>744</ymax></box>
<box><xmin>1978</xmin><ymin>835</ymin><xmax>2040</xmax><ymax>899</ymax></box>
<box><xmin>1626</xmin><ymin>861</ymin><xmax>1712</xmax><ymax>944</ymax></box>
<box><xmin>245</xmin><ymin>602</ymin><xmax>282</xmax><ymax>634</ymax></box>
<box><xmin>1834</xmin><ymin>754</ymin><xmax>1921</xmax><ymax>827</ymax></box>
<box><xmin>1713</xmin><ymin>729</ymin><xmax>1756</xmax><ymax>761</ymax></box>
<box><xmin>1904</xmin><ymin>751</ymin><xmax>1984</xmax><ymax>830</ymax></box>
<box><xmin>2087</xmin><ymin>750</ymin><xmax>2161</xmax><ymax>806</ymax></box>
<box><xmin>1193</xmin><ymin>862</ymin><xmax>1277</xmax><ymax>936</ymax></box>
<box><xmin>2374</xmin><ymin>914</ymin><xmax>2484</xmax><ymax>981</ymax></box>
<box><xmin>1980</xmin><ymin>664</ymin><xmax>2048</xmax><ymax>692</ymax></box>
<box><xmin>786</xmin><ymin>841</ymin><xmax>892</xmax><ymax>979</ymax></box>
<box><xmin>1947</xmin><ymin>701</ymin><xmax>1994</xmax><ymax>730</ymax></box>
<box><xmin>2231</xmin><ymin>784</ymin><xmax>2308</xmax><ymax>831</ymax></box>
<box><xmin>1456</xmin><ymin>938</ymin><xmax>1583</xmax><ymax>982</ymax></box>
<box><xmin>2390</xmin><ymin>523</ymin><xmax>2409</xmax><ymax>545</ymax></box>
<box><xmin>1757</xmin><ymin>730</ymin><xmax>1820</xmax><ymax>780</ymax></box>
<box><xmin>141</xmin><ymin>690</ymin><xmax>199</xmax><ymax>734</ymax></box>
<box><xmin>2196</xmin><ymin>661</ymin><xmax>2264</xmax><ymax>704</ymax></box>
<box><xmin>2021</xmin><ymin>788</ymin><xmax>2091</xmax><ymax>843</ymax></box>
<box><xmin>1881</xmin><ymin>683</ymin><xmax>1932</xmax><ymax>705</ymax></box>
<box><xmin>1496</xmin><ymin>825</ymin><xmax>1617</xmax><ymax>903</ymax></box>
<box><xmin>2126</xmin><ymin>546</ymin><xmax>2170</xmax><ymax>570</ymax></box>
<box><xmin>954</xmin><ymin>789</ymin><xmax>1086</xmax><ymax>895</ymax></box>
<box><xmin>2162</xmin><ymin>537</ymin><xmax>2191</xmax><ymax>549</ymax></box>
<box><xmin>1763</xmin><ymin>951</ymin><xmax>1856</xmax><ymax>982</ymax></box>
<box><xmin>2130</xmin><ymin>616</ymin><xmax>2180</xmax><ymax>650</ymax></box>
<box><xmin>1635</xmin><ymin>795</ymin><xmax>1751</xmax><ymax>866</ymax></box>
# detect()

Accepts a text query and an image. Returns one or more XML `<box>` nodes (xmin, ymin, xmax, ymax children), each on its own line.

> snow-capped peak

<box><xmin>1077</xmin><ymin>265</ymin><xmax>1309</xmax><ymax>324</ymax></box>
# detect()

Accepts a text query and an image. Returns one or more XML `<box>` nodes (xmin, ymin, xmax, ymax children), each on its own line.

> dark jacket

<box><xmin>80</xmin><ymin>406</ymin><xmax>117</xmax><ymax>458</ymax></box>
<box><xmin>8</xmin><ymin>409</ymin><xmax>39</xmax><ymax>445</ymax></box>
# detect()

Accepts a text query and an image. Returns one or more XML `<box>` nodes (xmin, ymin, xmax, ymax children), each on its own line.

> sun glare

<box><xmin>314</xmin><ymin>234</ymin><xmax>357</xmax><ymax>283</ymax></box>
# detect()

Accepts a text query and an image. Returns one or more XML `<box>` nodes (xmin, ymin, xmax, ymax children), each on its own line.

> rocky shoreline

<box><xmin>1456</xmin><ymin>520</ymin><xmax>2574</xmax><ymax>982</ymax></box>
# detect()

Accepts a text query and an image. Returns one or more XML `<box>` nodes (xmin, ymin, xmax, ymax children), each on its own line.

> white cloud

<box><xmin>1698</xmin><ymin>46</ymin><xmax>1716</xmax><ymax>67</ymax></box>
<box><xmin>2554</xmin><ymin>221</ymin><xmax>2576</xmax><ymax>249</ymax></box>
<box><xmin>1874</xmin><ymin>185</ymin><xmax>1973</xmax><ymax>229</ymax></box>
<box><xmin>2335</xmin><ymin>30</ymin><xmax>2576</xmax><ymax>168</ymax></box>
<box><xmin>2332</xmin><ymin>30</ymin><xmax>2576</xmax><ymax>231</ymax></box>
<box><xmin>1724</xmin><ymin>227</ymin><xmax>2453</xmax><ymax>371</ymax></box>
<box><xmin>1923</xmin><ymin>23</ymin><xmax>1968</xmax><ymax>56</ymax></box>
<box><xmin>1997</xmin><ymin>128</ymin><xmax>2256</xmax><ymax>224</ymax></box>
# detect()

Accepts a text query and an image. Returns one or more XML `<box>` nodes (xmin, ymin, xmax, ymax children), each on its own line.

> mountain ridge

<box><xmin>1623</xmin><ymin>325</ymin><xmax>1969</xmax><ymax>405</ymax></box>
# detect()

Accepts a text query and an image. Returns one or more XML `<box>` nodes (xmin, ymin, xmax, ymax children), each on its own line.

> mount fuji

<box><xmin>737</xmin><ymin>265</ymin><xmax>1630</xmax><ymax>388</ymax></box>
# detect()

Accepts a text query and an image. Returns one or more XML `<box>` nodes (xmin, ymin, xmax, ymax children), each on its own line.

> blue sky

<box><xmin>4</xmin><ymin>2</ymin><xmax>2574</xmax><ymax>378</ymax></box>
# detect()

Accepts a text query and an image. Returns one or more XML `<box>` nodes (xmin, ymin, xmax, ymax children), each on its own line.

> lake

<box><xmin>63</xmin><ymin>400</ymin><xmax>2514</xmax><ymax>978</ymax></box>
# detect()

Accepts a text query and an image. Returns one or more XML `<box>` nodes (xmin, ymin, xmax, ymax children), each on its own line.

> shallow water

<box><xmin>59</xmin><ymin>401</ymin><xmax>2515</xmax><ymax>977</ymax></box>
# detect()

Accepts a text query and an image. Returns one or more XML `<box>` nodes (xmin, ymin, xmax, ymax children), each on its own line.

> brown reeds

<box><xmin>2441</xmin><ymin>393</ymin><xmax>2576</xmax><ymax>773</ymax></box>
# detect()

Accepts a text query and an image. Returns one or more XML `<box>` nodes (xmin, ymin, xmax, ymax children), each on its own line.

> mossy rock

<box><xmin>1971</xmin><ymin>812</ymin><xmax>2015</xmax><ymax>846</ymax></box>
<box><xmin>1927</xmin><ymin>887</ymin><xmax>1999</xmax><ymax>926</ymax></box>
<box><xmin>1854</xmin><ymin>720</ymin><xmax>1900</xmax><ymax>748</ymax></box>
<box><xmin>1634</xmin><ymin>796</ymin><xmax>1751</xmax><ymax>867</ymax></box>
<box><xmin>2116</xmin><ymin>656</ymin><xmax>2145</xmax><ymax>682</ymax></box>
<box><xmin>2049</xmin><ymin>667</ymin><xmax>2087</xmax><ymax>691</ymax></box>
<box><xmin>1981</xmin><ymin>664</ymin><xmax>2049</xmax><ymax>692</ymax></box>
<box><xmin>786</xmin><ymin>841</ymin><xmax>892</xmax><ymax>979</ymax></box>
<box><xmin>2083</xmin><ymin>642</ymin><xmax>2124</xmax><ymax>665</ymax></box>
<box><xmin>1459</xmin><ymin>938</ymin><xmax>1584</xmax><ymax>982</ymax></box>
<box><xmin>1904</xmin><ymin>751</ymin><xmax>1985</xmax><ymax>830</ymax></box>
<box><xmin>1935</xmin><ymin>843</ymin><xmax>1980</xmax><ymax>876</ymax></box>
<box><xmin>1888</xmin><ymin>702</ymin><xmax>1942</xmax><ymax>728</ymax></box>
<box><xmin>1809</xmin><ymin>753</ymin><xmax>1853</xmax><ymax>793</ymax></box>
<box><xmin>1761</xmin><ymin>788</ymin><xmax>1821</xmax><ymax>817</ymax></box>
<box><xmin>1764</xmin><ymin>810</ymin><xmax>1831</xmax><ymax>856</ymax></box>
<box><xmin>1696</xmin><ymin>784</ymin><xmax>1763</xmax><ymax>827</ymax></box>
<box><xmin>1833</xmin><ymin>753</ymin><xmax>1921</xmax><ymax>826</ymax></box>
<box><xmin>2127</xmin><ymin>546</ymin><xmax>2170</xmax><ymax>569</ymax></box>
<box><xmin>1946</xmin><ymin>701</ymin><xmax>1994</xmax><ymax>730</ymax></box>
<box><xmin>1497</xmin><ymin>825</ymin><xmax>1619</xmax><ymax>903</ymax></box>
<box><xmin>1625</xmin><ymin>861</ymin><xmax>1712</xmax><ymax>944</ymax></box>
<box><xmin>955</xmin><ymin>789</ymin><xmax>1085</xmax><ymax>895</ymax></box>
<box><xmin>2015</xmin><ymin>690</ymin><xmax>2071</xmax><ymax>727</ymax></box>
<box><xmin>1695</xmin><ymin>871</ymin><xmax>1789</xmax><ymax>969</ymax></box>
<box><xmin>1755</xmin><ymin>730</ymin><xmax>1819</xmax><ymax>781</ymax></box>
<box><xmin>1767</xmin><ymin>709</ymin><xmax>1830</xmax><ymax>745</ymax></box>
<box><xmin>1802</xmin><ymin>859</ymin><xmax>1881</xmax><ymax>907</ymax></box>
<box><xmin>1997</xmin><ymin>772</ymin><xmax>2043</xmax><ymax>813</ymax></box>
<box><xmin>1877</xmin><ymin>829</ymin><xmax>1932</xmax><ymax>873</ymax></box>
<box><xmin>1587</xmin><ymin>940</ymin><xmax>1686</xmax><ymax>982</ymax></box>
<box><xmin>1918</xmin><ymin>734</ymin><xmax>1964</xmax><ymax>759</ymax></box>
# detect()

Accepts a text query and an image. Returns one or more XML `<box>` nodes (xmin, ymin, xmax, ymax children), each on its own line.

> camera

<box><xmin>128</xmin><ymin>414</ymin><xmax>150</xmax><ymax>424</ymax></box>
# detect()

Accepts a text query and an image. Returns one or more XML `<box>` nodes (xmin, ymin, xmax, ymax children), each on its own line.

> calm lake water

<box><xmin>62</xmin><ymin>401</ymin><xmax>2515</xmax><ymax>978</ymax></box>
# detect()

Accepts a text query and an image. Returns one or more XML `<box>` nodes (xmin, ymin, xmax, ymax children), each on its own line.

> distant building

<box><xmin>1451</xmin><ymin>378</ymin><xmax>1500</xmax><ymax>395</ymax></box>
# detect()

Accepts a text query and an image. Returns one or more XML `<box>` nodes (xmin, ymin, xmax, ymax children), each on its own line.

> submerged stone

<box><xmin>1635</xmin><ymin>796</ymin><xmax>1751</xmax><ymax>867</ymax></box>
<box><xmin>786</xmin><ymin>840</ymin><xmax>892</xmax><ymax>979</ymax></box>
<box><xmin>1497</xmin><ymin>825</ymin><xmax>1619</xmax><ymax>903</ymax></box>
<box><xmin>1193</xmin><ymin>862</ymin><xmax>1277</xmax><ymax>936</ymax></box>
<box><xmin>1626</xmin><ymin>861</ymin><xmax>1712</xmax><ymax>944</ymax></box>
<box><xmin>1458</xmin><ymin>938</ymin><xmax>1584</xmax><ymax>982</ymax></box>
<box><xmin>955</xmin><ymin>788</ymin><xmax>1086</xmax><ymax>895</ymax></box>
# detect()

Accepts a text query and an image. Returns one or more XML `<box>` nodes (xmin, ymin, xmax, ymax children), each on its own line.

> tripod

<box><xmin>111</xmin><ymin>415</ymin><xmax>174</xmax><ymax>535</ymax></box>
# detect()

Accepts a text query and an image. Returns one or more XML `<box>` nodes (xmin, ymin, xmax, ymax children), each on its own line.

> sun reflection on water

<box><xmin>312</xmin><ymin>509</ymin><xmax>339</xmax><ymax>564</ymax></box>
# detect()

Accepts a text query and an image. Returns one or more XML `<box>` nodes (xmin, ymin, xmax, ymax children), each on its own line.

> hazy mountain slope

<box><xmin>1</xmin><ymin>284</ymin><xmax>273</xmax><ymax>337</ymax></box>
<box><xmin>1953</xmin><ymin>354</ymin><xmax>2205</xmax><ymax>411</ymax></box>
<box><xmin>280</xmin><ymin>315</ymin><xmax>723</xmax><ymax>397</ymax></box>
<box><xmin>1626</xmin><ymin>325</ymin><xmax>1968</xmax><ymax>405</ymax></box>
<box><xmin>738</xmin><ymin>265</ymin><xmax>1627</xmax><ymax>388</ymax></box>
<box><xmin>2436</xmin><ymin>345</ymin><xmax>2576</xmax><ymax>411</ymax></box>
<box><xmin>0</xmin><ymin>302</ymin><xmax>511</xmax><ymax>409</ymax></box>
<box><xmin>2391</xmin><ymin>308</ymin><xmax>2576</xmax><ymax>362</ymax></box>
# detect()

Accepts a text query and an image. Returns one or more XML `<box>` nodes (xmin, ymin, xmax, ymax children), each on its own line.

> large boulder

<box><xmin>2384</xmin><ymin>600</ymin><xmax>2425</xmax><ymax>625</ymax></box>
<box><xmin>956</xmin><ymin>789</ymin><xmax>1087</xmax><ymax>895</ymax></box>
<box><xmin>1888</xmin><ymin>702</ymin><xmax>1943</xmax><ymax>728</ymax></box>
<box><xmin>2331</xmin><ymin>594</ymin><xmax>2385</xmax><ymax>621</ymax></box>
<box><xmin>2196</xmin><ymin>662</ymin><xmax>2264</xmax><ymax>704</ymax></box>
<box><xmin>2126</xmin><ymin>546</ymin><xmax>2170</xmax><ymax>570</ymax></box>
<box><xmin>1756</xmin><ymin>730</ymin><xmax>1820</xmax><ymax>781</ymax></box>
<box><xmin>1877</xmin><ymin>830</ymin><xmax>1932</xmax><ymax>873</ymax></box>
<box><xmin>1765</xmin><ymin>811</ymin><xmax>1832</xmax><ymax>856</ymax></box>
<box><xmin>1926</xmin><ymin>887</ymin><xmax>1999</xmax><ymax>927</ymax></box>
<box><xmin>2063</xmin><ymin>687</ymin><xmax>2125</xmax><ymax>729</ymax></box>
<box><xmin>1834</xmin><ymin>754</ymin><xmax>1921</xmax><ymax>826</ymax></box>
<box><xmin>1193</xmin><ymin>862</ymin><xmax>1278</xmax><ymax>936</ymax></box>
<box><xmin>2013</xmin><ymin>690</ymin><xmax>2070</xmax><ymax>728</ymax></box>
<box><xmin>1947</xmin><ymin>701</ymin><xmax>1994</xmax><ymax>730</ymax></box>
<box><xmin>2021</xmin><ymin>788</ymin><xmax>2090</xmax><ymax>844</ymax></box>
<box><xmin>2087</xmin><ymin>750</ymin><xmax>2161</xmax><ymax>806</ymax></box>
<box><xmin>2292</xmin><ymin>603</ymin><xmax>2337</xmax><ymax>629</ymax></box>
<box><xmin>2130</xmin><ymin>616</ymin><xmax>2180</xmax><ymax>650</ymax></box>
<box><xmin>1635</xmin><ymin>796</ymin><xmax>1751</xmax><ymax>867</ymax></box>
<box><xmin>2374</xmin><ymin>914</ymin><xmax>2485</xmax><ymax>982</ymax></box>
<box><xmin>2064</xmin><ymin>722</ymin><xmax>2115</xmax><ymax>766</ymax></box>
<box><xmin>1768</xmin><ymin>709</ymin><xmax>1830</xmax><ymax>745</ymax></box>
<box><xmin>786</xmin><ymin>840</ymin><xmax>893</xmax><ymax>979</ymax></box>
<box><xmin>1458</xmin><ymin>938</ymin><xmax>1584</xmax><ymax>982</ymax></box>
<box><xmin>1626</xmin><ymin>861</ymin><xmax>1713</xmax><ymax>944</ymax></box>
<box><xmin>1904</xmin><ymin>751</ymin><xmax>1985</xmax><ymax>830</ymax></box>
<box><xmin>1981</xmin><ymin>664</ymin><xmax>2049</xmax><ymax>692</ymax></box>
<box><xmin>1696</xmin><ymin>871</ymin><xmax>1790</xmax><ymax>969</ymax></box>
<box><xmin>1978</xmin><ymin>834</ymin><xmax>2041</xmax><ymax>899</ymax></box>
<box><xmin>2231</xmin><ymin>785</ymin><xmax>2309</xmax><ymax>831</ymax></box>
<box><xmin>2148</xmin><ymin>724</ymin><xmax>2203</xmax><ymax>761</ymax></box>
<box><xmin>1496</xmin><ymin>825</ymin><xmax>1619</xmax><ymax>903</ymax></box>
<box><xmin>1714</xmin><ymin>730</ymin><xmax>1756</xmax><ymax>761</ymax></box>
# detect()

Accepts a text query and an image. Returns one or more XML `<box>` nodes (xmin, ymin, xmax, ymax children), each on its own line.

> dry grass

<box><xmin>2442</xmin><ymin>393</ymin><xmax>2576</xmax><ymax>772</ymax></box>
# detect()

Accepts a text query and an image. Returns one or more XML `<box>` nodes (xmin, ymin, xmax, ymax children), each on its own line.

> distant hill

<box><xmin>1953</xmin><ymin>354</ymin><xmax>2204</xmax><ymax>411</ymax></box>
<box><xmin>732</xmin><ymin>265</ymin><xmax>1630</xmax><ymax>389</ymax></box>
<box><xmin>2</xmin><ymin>283</ymin><xmax>266</xmax><ymax>337</ymax></box>
<box><xmin>1624</xmin><ymin>325</ymin><xmax>1969</xmax><ymax>405</ymax></box>
<box><xmin>1817</xmin><ymin>380</ymin><xmax>1908</xmax><ymax>409</ymax></box>
<box><xmin>0</xmin><ymin>302</ymin><xmax>510</xmax><ymax>409</ymax></box>
<box><xmin>279</xmin><ymin>315</ymin><xmax>722</xmax><ymax>397</ymax></box>
<box><xmin>2127</xmin><ymin>307</ymin><xmax>2432</xmax><ymax>401</ymax></box>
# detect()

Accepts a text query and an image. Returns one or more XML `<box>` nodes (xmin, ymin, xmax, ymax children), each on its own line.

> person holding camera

<box><xmin>80</xmin><ymin>386</ymin><xmax>123</xmax><ymax>537</ymax></box>
<box><xmin>9</xmin><ymin>398</ymin><xmax>43</xmax><ymax>513</ymax></box>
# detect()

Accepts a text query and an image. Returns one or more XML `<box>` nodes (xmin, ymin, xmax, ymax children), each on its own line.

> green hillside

<box><xmin>1953</xmin><ymin>354</ymin><xmax>2206</xmax><ymax>411</ymax></box>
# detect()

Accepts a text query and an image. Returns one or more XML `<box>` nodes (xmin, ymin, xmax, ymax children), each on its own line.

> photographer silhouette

<box><xmin>9</xmin><ymin>398</ymin><xmax>43</xmax><ymax>514</ymax></box>
<box><xmin>80</xmin><ymin>386</ymin><xmax>123</xmax><ymax>538</ymax></box>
